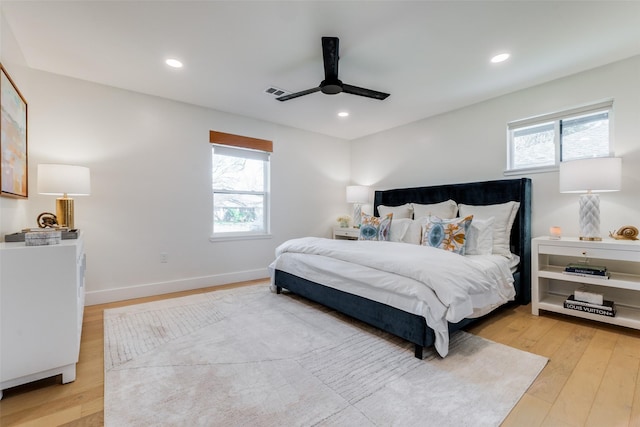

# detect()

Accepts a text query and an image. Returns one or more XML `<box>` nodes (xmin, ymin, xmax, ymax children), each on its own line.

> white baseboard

<box><xmin>84</xmin><ymin>268</ymin><xmax>270</xmax><ymax>306</ymax></box>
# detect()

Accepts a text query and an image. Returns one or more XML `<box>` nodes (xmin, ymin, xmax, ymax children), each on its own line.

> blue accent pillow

<box><xmin>421</xmin><ymin>215</ymin><xmax>473</xmax><ymax>254</ymax></box>
<box><xmin>359</xmin><ymin>213</ymin><xmax>393</xmax><ymax>241</ymax></box>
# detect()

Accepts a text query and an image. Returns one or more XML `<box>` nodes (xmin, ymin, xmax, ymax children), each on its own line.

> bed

<box><xmin>271</xmin><ymin>178</ymin><xmax>531</xmax><ymax>358</ymax></box>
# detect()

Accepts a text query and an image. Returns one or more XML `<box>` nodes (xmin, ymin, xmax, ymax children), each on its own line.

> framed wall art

<box><xmin>1</xmin><ymin>64</ymin><xmax>28</xmax><ymax>198</ymax></box>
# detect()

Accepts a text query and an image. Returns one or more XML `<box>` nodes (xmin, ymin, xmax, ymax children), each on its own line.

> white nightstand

<box><xmin>532</xmin><ymin>236</ymin><xmax>640</xmax><ymax>330</ymax></box>
<box><xmin>333</xmin><ymin>227</ymin><xmax>360</xmax><ymax>240</ymax></box>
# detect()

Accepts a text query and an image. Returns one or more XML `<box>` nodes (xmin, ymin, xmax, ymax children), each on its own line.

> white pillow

<box><xmin>402</xmin><ymin>220</ymin><xmax>423</xmax><ymax>245</ymax></box>
<box><xmin>465</xmin><ymin>217</ymin><xmax>495</xmax><ymax>256</ymax></box>
<box><xmin>378</xmin><ymin>203</ymin><xmax>413</xmax><ymax>219</ymax></box>
<box><xmin>389</xmin><ymin>218</ymin><xmax>412</xmax><ymax>242</ymax></box>
<box><xmin>458</xmin><ymin>202</ymin><xmax>520</xmax><ymax>257</ymax></box>
<box><xmin>412</xmin><ymin>200</ymin><xmax>458</xmax><ymax>219</ymax></box>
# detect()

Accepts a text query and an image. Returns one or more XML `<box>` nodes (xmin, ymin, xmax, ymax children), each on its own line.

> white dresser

<box><xmin>0</xmin><ymin>234</ymin><xmax>86</xmax><ymax>399</ymax></box>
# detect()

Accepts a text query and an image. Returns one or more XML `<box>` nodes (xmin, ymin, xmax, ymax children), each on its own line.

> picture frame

<box><xmin>1</xmin><ymin>64</ymin><xmax>28</xmax><ymax>198</ymax></box>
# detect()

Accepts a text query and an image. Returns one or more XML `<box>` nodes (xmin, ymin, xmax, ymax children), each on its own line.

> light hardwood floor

<box><xmin>1</xmin><ymin>279</ymin><xmax>639</xmax><ymax>426</ymax></box>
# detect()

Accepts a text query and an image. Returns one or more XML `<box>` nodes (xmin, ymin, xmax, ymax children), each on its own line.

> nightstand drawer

<box><xmin>538</xmin><ymin>244</ymin><xmax>640</xmax><ymax>262</ymax></box>
<box><xmin>333</xmin><ymin>227</ymin><xmax>359</xmax><ymax>240</ymax></box>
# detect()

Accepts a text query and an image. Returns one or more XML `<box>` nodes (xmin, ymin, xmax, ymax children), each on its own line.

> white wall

<box><xmin>351</xmin><ymin>55</ymin><xmax>640</xmax><ymax>240</ymax></box>
<box><xmin>1</xmin><ymin>15</ymin><xmax>351</xmax><ymax>304</ymax></box>
<box><xmin>24</xmin><ymin>71</ymin><xmax>351</xmax><ymax>304</ymax></box>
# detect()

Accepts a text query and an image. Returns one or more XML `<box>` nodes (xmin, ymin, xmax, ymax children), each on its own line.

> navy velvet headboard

<box><xmin>373</xmin><ymin>178</ymin><xmax>532</xmax><ymax>304</ymax></box>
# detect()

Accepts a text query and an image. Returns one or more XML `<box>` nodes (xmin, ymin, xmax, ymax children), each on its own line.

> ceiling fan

<box><xmin>276</xmin><ymin>37</ymin><xmax>390</xmax><ymax>102</ymax></box>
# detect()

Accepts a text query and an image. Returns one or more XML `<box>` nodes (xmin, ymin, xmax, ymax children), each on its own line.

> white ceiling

<box><xmin>3</xmin><ymin>1</ymin><xmax>640</xmax><ymax>140</ymax></box>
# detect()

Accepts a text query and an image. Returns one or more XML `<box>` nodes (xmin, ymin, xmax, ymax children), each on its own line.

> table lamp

<box><xmin>346</xmin><ymin>185</ymin><xmax>370</xmax><ymax>228</ymax></box>
<box><xmin>37</xmin><ymin>164</ymin><xmax>91</xmax><ymax>229</ymax></box>
<box><xmin>559</xmin><ymin>157</ymin><xmax>621</xmax><ymax>241</ymax></box>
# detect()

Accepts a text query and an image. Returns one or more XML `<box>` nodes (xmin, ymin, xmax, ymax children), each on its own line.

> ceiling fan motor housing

<box><xmin>320</xmin><ymin>79</ymin><xmax>343</xmax><ymax>95</ymax></box>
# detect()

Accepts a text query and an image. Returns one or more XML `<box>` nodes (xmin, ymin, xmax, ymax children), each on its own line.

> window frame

<box><xmin>505</xmin><ymin>99</ymin><xmax>614</xmax><ymax>175</ymax></box>
<box><xmin>209</xmin><ymin>131</ymin><xmax>272</xmax><ymax>241</ymax></box>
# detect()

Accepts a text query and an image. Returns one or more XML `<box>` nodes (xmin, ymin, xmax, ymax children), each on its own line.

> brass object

<box><xmin>37</xmin><ymin>212</ymin><xmax>58</xmax><ymax>228</ymax></box>
<box><xmin>56</xmin><ymin>196</ymin><xmax>75</xmax><ymax>229</ymax></box>
<box><xmin>609</xmin><ymin>226</ymin><xmax>639</xmax><ymax>240</ymax></box>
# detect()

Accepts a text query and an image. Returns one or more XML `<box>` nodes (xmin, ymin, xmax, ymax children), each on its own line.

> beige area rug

<box><xmin>104</xmin><ymin>284</ymin><xmax>547</xmax><ymax>426</ymax></box>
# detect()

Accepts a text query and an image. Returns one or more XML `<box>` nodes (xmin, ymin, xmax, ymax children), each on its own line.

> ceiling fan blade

<box><xmin>342</xmin><ymin>84</ymin><xmax>390</xmax><ymax>100</ymax></box>
<box><xmin>321</xmin><ymin>37</ymin><xmax>339</xmax><ymax>81</ymax></box>
<box><xmin>276</xmin><ymin>87</ymin><xmax>321</xmax><ymax>102</ymax></box>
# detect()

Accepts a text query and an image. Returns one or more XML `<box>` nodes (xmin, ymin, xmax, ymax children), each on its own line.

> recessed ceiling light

<box><xmin>338</xmin><ymin>111</ymin><xmax>349</xmax><ymax>117</ymax></box>
<box><xmin>490</xmin><ymin>53</ymin><xmax>510</xmax><ymax>64</ymax></box>
<box><xmin>165</xmin><ymin>58</ymin><xmax>183</xmax><ymax>68</ymax></box>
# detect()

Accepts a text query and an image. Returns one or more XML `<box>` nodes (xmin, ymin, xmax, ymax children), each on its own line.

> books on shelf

<box><xmin>563</xmin><ymin>270</ymin><xmax>610</xmax><ymax>279</ymax></box>
<box><xmin>564</xmin><ymin>263</ymin><xmax>610</xmax><ymax>279</ymax></box>
<box><xmin>563</xmin><ymin>295</ymin><xmax>616</xmax><ymax>317</ymax></box>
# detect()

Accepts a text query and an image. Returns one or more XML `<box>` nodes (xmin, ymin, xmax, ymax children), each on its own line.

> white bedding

<box><xmin>269</xmin><ymin>237</ymin><xmax>516</xmax><ymax>357</ymax></box>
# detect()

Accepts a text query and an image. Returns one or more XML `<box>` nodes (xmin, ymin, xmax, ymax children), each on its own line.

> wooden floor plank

<box><xmin>584</xmin><ymin>334</ymin><xmax>639</xmax><ymax>427</ymax></box>
<box><xmin>502</xmin><ymin>393</ymin><xmax>552</xmax><ymax>427</ymax></box>
<box><xmin>543</xmin><ymin>329</ymin><xmax>617</xmax><ymax>426</ymax></box>
<box><xmin>526</xmin><ymin>323</ymin><xmax>595</xmax><ymax>404</ymax></box>
<box><xmin>631</xmin><ymin>373</ymin><xmax>640</xmax><ymax>427</ymax></box>
<box><xmin>8</xmin><ymin>405</ymin><xmax>82</xmax><ymax>427</ymax></box>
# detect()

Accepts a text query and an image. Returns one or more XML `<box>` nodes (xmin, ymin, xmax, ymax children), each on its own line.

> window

<box><xmin>210</xmin><ymin>131</ymin><xmax>272</xmax><ymax>238</ymax></box>
<box><xmin>507</xmin><ymin>100</ymin><xmax>613</xmax><ymax>173</ymax></box>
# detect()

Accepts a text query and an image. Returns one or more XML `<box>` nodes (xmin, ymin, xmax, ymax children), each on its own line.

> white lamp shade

<box><xmin>37</xmin><ymin>164</ymin><xmax>91</xmax><ymax>196</ymax></box>
<box><xmin>346</xmin><ymin>185</ymin><xmax>370</xmax><ymax>203</ymax></box>
<box><xmin>559</xmin><ymin>157</ymin><xmax>621</xmax><ymax>193</ymax></box>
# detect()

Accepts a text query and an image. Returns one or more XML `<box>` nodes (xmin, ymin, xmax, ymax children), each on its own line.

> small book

<box><xmin>564</xmin><ymin>295</ymin><xmax>616</xmax><ymax>317</ymax></box>
<box><xmin>563</xmin><ymin>271</ymin><xmax>610</xmax><ymax>279</ymax></box>
<box><xmin>566</xmin><ymin>262</ymin><xmax>607</xmax><ymax>271</ymax></box>
<box><xmin>565</xmin><ymin>263</ymin><xmax>608</xmax><ymax>274</ymax></box>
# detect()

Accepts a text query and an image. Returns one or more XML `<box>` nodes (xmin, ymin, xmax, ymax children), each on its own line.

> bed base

<box><xmin>275</xmin><ymin>270</ymin><xmax>476</xmax><ymax>359</ymax></box>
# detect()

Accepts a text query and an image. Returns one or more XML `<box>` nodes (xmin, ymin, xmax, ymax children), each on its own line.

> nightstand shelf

<box><xmin>532</xmin><ymin>236</ymin><xmax>640</xmax><ymax>330</ymax></box>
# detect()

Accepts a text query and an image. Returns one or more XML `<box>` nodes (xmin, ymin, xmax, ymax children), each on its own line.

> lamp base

<box><xmin>352</xmin><ymin>204</ymin><xmax>362</xmax><ymax>228</ymax></box>
<box><xmin>578</xmin><ymin>193</ymin><xmax>601</xmax><ymax>241</ymax></box>
<box><xmin>56</xmin><ymin>197</ymin><xmax>75</xmax><ymax>229</ymax></box>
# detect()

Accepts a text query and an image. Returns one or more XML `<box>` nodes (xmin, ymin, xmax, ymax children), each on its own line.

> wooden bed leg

<box><xmin>414</xmin><ymin>344</ymin><xmax>424</xmax><ymax>360</ymax></box>
<box><xmin>276</xmin><ymin>286</ymin><xmax>282</xmax><ymax>294</ymax></box>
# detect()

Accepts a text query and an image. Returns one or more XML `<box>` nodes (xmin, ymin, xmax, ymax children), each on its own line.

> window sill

<box><xmin>209</xmin><ymin>233</ymin><xmax>273</xmax><ymax>242</ymax></box>
<box><xmin>504</xmin><ymin>165</ymin><xmax>559</xmax><ymax>176</ymax></box>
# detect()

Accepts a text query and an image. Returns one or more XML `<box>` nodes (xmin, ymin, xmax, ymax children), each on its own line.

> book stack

<box><xmin>564</xmin><ymin>295</ymin><xmax>616</xmax><ymax>317</ymax></box>
<box><xmin>563</xmin><ymin>263</ymin><xmax>610</xmax><ymax>279</ymax></box>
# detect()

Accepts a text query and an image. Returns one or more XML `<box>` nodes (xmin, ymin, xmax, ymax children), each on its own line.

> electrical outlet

<box><xmin>160</xmin><ymin>252</ymin><xmax>168</xmax><ymax>263</ymax></box>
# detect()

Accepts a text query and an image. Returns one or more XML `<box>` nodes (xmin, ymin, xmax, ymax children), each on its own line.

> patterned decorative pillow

<box><xmin>421</xmin><ymin>215</ymin><xmax>473</xmax><ymax>254</ymax></box>
<box><xmin>359</xmin><ymin>213</ymin><xmax>393</xmax><ymax>241</ymax></box>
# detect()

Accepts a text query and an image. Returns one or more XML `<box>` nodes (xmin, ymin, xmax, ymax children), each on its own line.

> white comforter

<box><xmin>270</xmin><ymin>237</ymin><xmax>516</xmax><ymax>357</ymax></box>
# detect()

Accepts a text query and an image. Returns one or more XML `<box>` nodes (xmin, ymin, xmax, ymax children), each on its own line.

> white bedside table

<box><xmin>532</xmin><ymin>236</ymin><xmax>640</xmax><ymax>330</ymax></box>
<box><xmin>333</xmin><ymin>227</ymin><xmax>360</xmax><ymax>240</ymax></box>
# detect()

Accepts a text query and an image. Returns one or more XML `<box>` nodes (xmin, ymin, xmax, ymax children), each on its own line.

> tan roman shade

<box><xmin>209</xmin><ymin>130</ymin><xmax>273</xmax><ymax>153</ymax></box>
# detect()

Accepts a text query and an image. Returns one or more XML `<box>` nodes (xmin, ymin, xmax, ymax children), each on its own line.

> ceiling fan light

<box><xmin>338</xmin><ymin>111</ymin><xmax>349</xmax><ymax>117</ymax></box>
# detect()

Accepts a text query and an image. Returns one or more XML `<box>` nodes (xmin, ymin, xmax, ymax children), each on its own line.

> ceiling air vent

<box><xmin>264</xmin><ymin>86</ymin><xmax>289</xmax><ymax>98</ymax></box>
